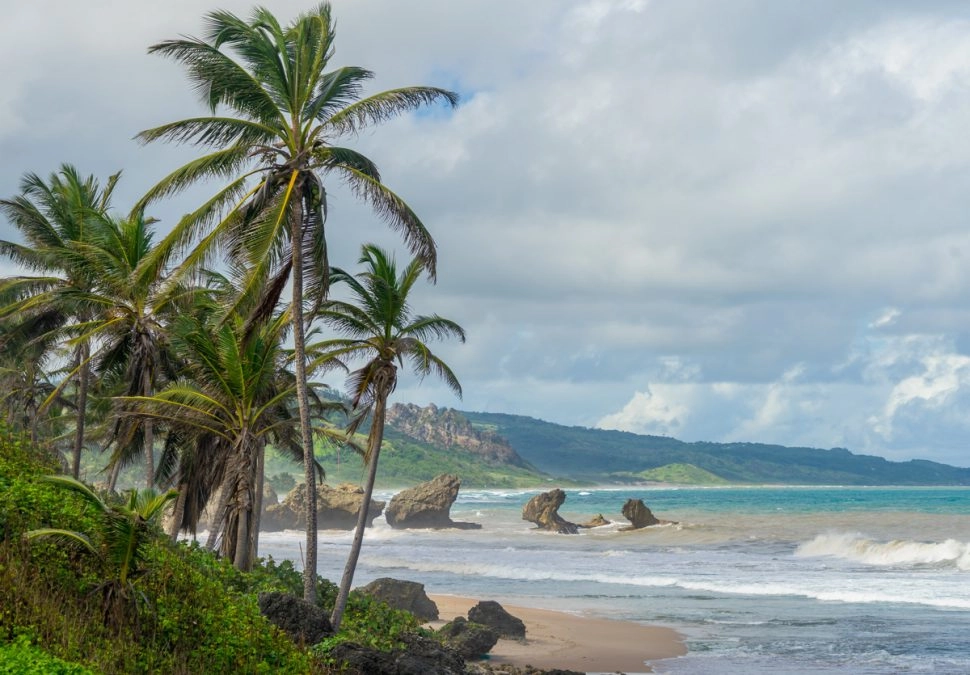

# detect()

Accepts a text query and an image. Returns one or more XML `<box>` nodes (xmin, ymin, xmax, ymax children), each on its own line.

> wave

<box><xmin>795</xmin><ymin>532</ymin><xmax>970</xmax><ymax>571</ymax></box>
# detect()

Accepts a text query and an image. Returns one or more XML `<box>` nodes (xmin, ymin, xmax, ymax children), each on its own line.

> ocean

<box><xmin>258</xmin><ymin>486</ymin><xmax>970</xmax><ymax>674</ymax></box>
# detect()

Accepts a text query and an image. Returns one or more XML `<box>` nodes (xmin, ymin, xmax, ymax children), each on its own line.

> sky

<box><xmin>2</xmin><ymin>1</ymin><xmax>970</xmax><ymax>467</ymax></box>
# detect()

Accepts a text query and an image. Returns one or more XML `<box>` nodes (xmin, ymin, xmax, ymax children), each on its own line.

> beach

<box><xmin>428</xmin><ymin>594</ymin><xmax>686</xmax><ymax>673</ymax></box>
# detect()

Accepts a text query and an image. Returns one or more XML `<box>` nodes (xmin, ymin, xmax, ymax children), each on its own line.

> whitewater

<box><xmin>259</xmin><ymin>486</ymin><xmax>970</xmax><ymax>674</ymax></box>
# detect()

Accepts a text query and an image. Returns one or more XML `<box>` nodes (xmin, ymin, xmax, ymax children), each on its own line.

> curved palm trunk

<box><xmin>71</xmin><ymin>340</ymin><xmax>90</xmax><ymax>479</ymax></box>
<box><xmin>142</xmin><ymin>367</ymin><xmax>155</xmax><ymax>488</ymax></box>
<box><xmin>205</xmin><ymin>482</ymin><xmax>232</xmax><ymax>551</ymax></box>
<box><xmin>330</xmin><ymin>388</ymin><xmax>389</xmax><ymax>632</ymax></box>
<box><xmin>168</xmin><ymin>481</ymin><xmax>187</xmax><ymax>541</ymax></box>
<box><xmin>289</xmin><ymin>175</ymin><xmax>319</xmax><ymax>603</ymax></box>
<box><xmin>250</xmin><ymin>442</ymin><xmax>266</xmax><ymax>563</ymax></box>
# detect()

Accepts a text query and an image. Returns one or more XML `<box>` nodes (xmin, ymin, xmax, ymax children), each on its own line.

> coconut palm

<box><xmin>309</xmin><ymin>244</ymin><xmax>464</xmax><ymax>631</ymax></box>
<box><xmin>26</xmin><ymin>475</ymin><xmax>177</xmax><ymax>629</ymax></box>
<box><xmin>135</xmin><ymin>3</ymin><xmax>457</xmax><ymax>602</ymax></box>
<box><xmin>0</xmin><ymin>165</ymin><xmax>118</xmax><ymax>469</ymax></box>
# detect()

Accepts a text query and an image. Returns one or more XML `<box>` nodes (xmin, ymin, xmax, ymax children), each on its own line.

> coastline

<box><xmin>427</xmin><ymin>594</ymin><xmax>686</xmax><ymax>673</ymax></box>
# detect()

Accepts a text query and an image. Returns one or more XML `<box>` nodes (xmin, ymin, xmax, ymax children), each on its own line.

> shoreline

<box><xmin>427</xmin><ymin>594</ymin><xmax>686</xmax><ymax>674</ymax></box>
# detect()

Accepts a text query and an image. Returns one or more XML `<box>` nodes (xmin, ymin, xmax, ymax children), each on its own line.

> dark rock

<box><xmin>261</xmin><ymin>482</ymin><xmax>385</xmax><ymax>531</ymax></box>
<box><xmin>257</xmin><ymin>591</ymin><xmax>333</xmax><ymax>645</ymax></box>
<box><xmin>578</xmin><ymin>513</ymin><xmax>610</xmax><ymax>528</ymax></box>
<box><xmin>522</xmin><ymin>489</ymin><xmax>579</xmax><ymax>534</ymax></box>
<box><xmin>385</xmin><ymin>474</ymin><xmax>481</xmax><ymax>529</ymax></box>
<box><xmin>359</xmin><ymin>577</ymin><xmax>439</xmax><ymax>621</ymax></box>
<box><xmin>437</xmin><ymin>616</ymin><xmax>499</xmax><ymax>659</ymax></box>
<box><xmin>324</xmin><ymin>633</ymin><xmax>466</xmax><ymax>675</ymax></box>
<box><xmin>325</xmin><ymin>641</ymin><xmax>396</xmax><ymax>674</ymax></box>
<box><xmin>467</xmin><ymin>600</ymin><xmax>526</xmax><ymax>639</ymax></box>
<box><xmin>621</xmin><ymin>498</ymin><xmax>675</xmax><ymax>530</ymax></box>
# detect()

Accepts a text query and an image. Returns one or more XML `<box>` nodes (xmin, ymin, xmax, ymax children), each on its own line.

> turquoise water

<box><xmin>260</xmin><ymin>486</ymin><xmax>970</xmax><ymax>673</ymax></box>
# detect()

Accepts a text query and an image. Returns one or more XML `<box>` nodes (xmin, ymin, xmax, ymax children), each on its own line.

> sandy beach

<box><xmin>428</xmin><ymin>594</ymin><xmax>686</xmax><ymax>674</ymax></box>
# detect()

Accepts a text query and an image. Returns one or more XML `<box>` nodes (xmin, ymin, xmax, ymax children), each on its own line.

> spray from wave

<box><xmin>796</xmin><ymin>532</ymin><xmax>970</xmax><ymax>570</ymax></box>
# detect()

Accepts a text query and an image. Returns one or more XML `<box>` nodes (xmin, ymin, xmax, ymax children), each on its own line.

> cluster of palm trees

<box><xmin>0</xmin><ymin>2</ymin><xmax>464</xmax><ymax>622</ymax></box>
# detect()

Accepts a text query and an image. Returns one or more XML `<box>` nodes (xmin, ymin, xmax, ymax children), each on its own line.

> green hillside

<box><xmin>463</xmin><ymin>411</ymin><xmax>970</xmax><ymax>485</ymax></box>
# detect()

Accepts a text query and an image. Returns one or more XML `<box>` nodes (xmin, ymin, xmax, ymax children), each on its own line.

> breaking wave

<box><xmin>796</xmin><ymin>532</ymin><xmax>970</xmax><ymax>571</ymax></box>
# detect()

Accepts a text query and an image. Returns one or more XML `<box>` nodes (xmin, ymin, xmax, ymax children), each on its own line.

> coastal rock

<box><xmin>325</xmin><ymin>633</ymin><xmax>465</xmax><ymax>675</ymax></box>
<box><xmin>578</xmin><ymin>513</ymin><xmax>610</xmax><ymax>528</ymax></box>
<box><xmin>522</xmin><ymin>489</ymin><xmax>579</xmax><ymax>534</ymax></box>
<box><xmin>257</xmin><ymin>591</ymin><xmax>333</xmax><ymax>645</ymax></box>
<box><xmin>437</xmin><ymin>617</ymin><xmax>499</xmax><ymax>659</ymax></box>
<box><xmin>261</xmin><ymin>482</ymin><xmax>385</xmax><ymax>531</ymax></box>
<box><xmin>359</xmin><ymin>577</ymin><xmax>439</xmax><ymax>621</ymax></box>
<box><xmin>620</xmin><ymin>498</ymin><xmax>676</xmax><ymax>530</ymax></box>
<box><xmin>467</xmin><ymin>600</ymin><xmax>526</xmax><ymax>639</ymax></box>
<box><xmin>385</xmin><ymin>474</ymin><xmax>481</xmax><ymax>530</ymax></box>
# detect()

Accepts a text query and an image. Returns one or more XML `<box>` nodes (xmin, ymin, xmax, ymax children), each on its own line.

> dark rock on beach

<box><xmin>385</xmin><ymin>473</ymin><xmax>481</xmax><ymax>529</ymax></box>
<box><xmin>256</xmin><ymin>591</ymin><xmax>332</xmax><ymax>645</ymax></box>
<box><xmin>522</xmin><ymin>489</ymin><xmax>579</xmax><ymax>534</ymax></box>
<box><xmin>326</xmin><ymin>633</ymin><xmax>466</xmax><ymax>675</ymax></box>
<box><xmin>359</xmin><ymin>577</ymin><xmax>439</xmax><ymax>621</ymax></box>
<box><xmin>467</xmin><ymin>600</ymin><xmax>526</xmax><ymax>640</ymax></box>
<box><xmin>261</xmin><ymin>482</ymin><xmax>385</xmax><ymax>531</ymax></box>
<box><xmin>437</xmin><ymin>616</ymin><xmax>499</xmax><ymax>659</ymax></box>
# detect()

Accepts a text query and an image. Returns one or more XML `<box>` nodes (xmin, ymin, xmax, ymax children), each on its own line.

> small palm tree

<box><xmin>137</xmin><ymin>3</ymin><xmax>457</xmax><ymax>603</ymax></box>
<box><xmin>309</xmin><ymin>244</ymin><xmax>464</xmax><ymax>631</ymax></box>
<box><xmin>26</xmin><ymin>475</ymin><xmax>177</xmax><ymax>629</ymax></box>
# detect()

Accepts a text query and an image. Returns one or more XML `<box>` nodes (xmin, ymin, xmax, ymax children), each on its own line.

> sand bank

<box><xmin>428</xmin><ymin>594</ymin><xmax>686</xmax><ymax>674</ymax></box>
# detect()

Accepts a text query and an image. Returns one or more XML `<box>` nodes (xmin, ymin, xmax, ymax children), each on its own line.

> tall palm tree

<box><xmin>309</xmin><ymin>244</ymin><xmax>464</xmax><ymax>631</ymax></box>
<box><xmin>0</xmin><ymin>165</ymin><xmax>118</xmax><ymax>470</ymax></box>
<box><xmin>135</xmin><ymin>3</ymin><xmax>457</xmax><ymax>602</ymax></box>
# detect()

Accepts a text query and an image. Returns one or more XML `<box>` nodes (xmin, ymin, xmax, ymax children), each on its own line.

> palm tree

<box><xmin>309</xmin><ymin>244</ymin><xmax>464</xmax><ymax>631</ymax></box>
<box><xmin>135</xmin><ymin>3</ymin><xmax>457</xmax><ymax>602</ymax></box>
<box><xmin>0</xmin><ymin>165</ymin><xmax>119</xmax><ymax>471</ymax></box>
<box><xmin>26</xmin><ymin>475</ymin><xmax>177</xmax><ymax>629</ymax></box>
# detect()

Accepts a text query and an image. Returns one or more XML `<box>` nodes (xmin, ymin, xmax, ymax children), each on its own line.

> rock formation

<box><xmin>522</xmin><ymin>489</ymin><xmax>579</xmax><ymax>534</ymax></box>
<box><xmin>437</xmin><ymin>617</ymin><xmax>499</xmax><ymax>659</ymax></box>
<box><xmin>257</xmin><ymin>592</ymin><xmax>333</xmax><ymax>645</ymax></box>
<box><xmin>467</xmin><ymin>600</ymin><xmax>526</xmax><ymax>640</ymax></box>
<box><xmin>261</xmin><ymin>482</ymin><xmax>385</xmax><ymax>531</ymax></box>
<box><xmin>359</xmin><ymin>578</ymin><xmax>439</xmax><ymax>621</ymax></box>
<box><xmin>578</xmin><ymin>513</ymin><xmax>611</xmax><ymax>528</ymax></box>
<box><xmin>385</xmin><ymin>474</ymin><xmax>481</xmax><ymax>530</ymax></box>
<box><xmin>620</xmin><ymin>498</ymin><xmax>675</xmax><ymax>530</ymax></box>
<box><xmin>325</xmin><ymin>632</ymin><xmax>465</xmax><ymax>675</ymax></box>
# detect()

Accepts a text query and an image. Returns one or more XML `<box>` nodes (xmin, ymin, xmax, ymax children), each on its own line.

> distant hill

<box><xmin>462</xmin><ymin>410</ymin><xmax>970</xmax><ymax>485</ymax></box>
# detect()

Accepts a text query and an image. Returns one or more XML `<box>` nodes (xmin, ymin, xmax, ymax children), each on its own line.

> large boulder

<box><xmin>578</xmin><ymin>513</ymin><xmax>611</xmax><ymax>528</ymax></box>
<box><xmin>325</xmin><ymin>633</ymin><xmax>465</xmax><ymax>675</ymax></box>
<box><xmin>620</xmin><ymin>498</ymin><xmax>675</xmax><ymax>530</ymax></box>
<box><xmin>359</xmin><ymin>577</ymin><xmax>439</xmax><ymax>621</ymax></box>
<box><xmin>522</xmin><ymin>489</ymin><xmax>579</xmax><ymax>534</ymax></box>
<box><xmin>437</xmin><ymin>617</ymin><xmax>499</xmax><ymax>659</ymax></box>
<box><xmin>385</xmin><ymin>474</ymin><xmax>481</xmax><ymax>530</ymax></box>
<box><xmin>257</xmin><ymin>591</ymin><xmax>333</xmax><ymax>645</ymax></box>
<box><xmin>467</xmin><ymin>600</ymin><xmax>526</xmax><ymax>640</ymax></box>
<box><xmin>261</xmin><ymin>482</ymin><xmax>385</xmax><ymax>531</ymax></box>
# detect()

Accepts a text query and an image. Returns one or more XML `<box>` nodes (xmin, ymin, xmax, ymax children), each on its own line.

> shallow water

<box><xmin>259</xmin><ymin>486</ymin><xmax>970</xmax><ymax>674</ymax></box>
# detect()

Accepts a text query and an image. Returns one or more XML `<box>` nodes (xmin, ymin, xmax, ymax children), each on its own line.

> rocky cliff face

<box><xmin>386</xmin><ymin>403</ymin><xmax>531</xmax><ymax>468</ymax></box>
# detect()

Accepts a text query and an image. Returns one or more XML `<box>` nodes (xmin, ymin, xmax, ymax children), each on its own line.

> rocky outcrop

<box><xmin>437</xmin><ymin>617</ymin><xmax>499</xmax><ymax>659</ymax></box>
<box><xmin>578</xmin><ymin>513</ymin><xmax>610</xmax><ymax>528</ymax></box>
<box><xmin>325</xmin><ymin>632</ymin><xmax>465</xmax><ymax>675</ymax></box>
<box><xmin>257</xmin><ymin>592</ymin><xmax>333</xmax><ymax>645</ymax></box>
<box><xmin>522</xmin><ymin>489</ymin><xmax>579</xmax><ymax>534</ymax></box>
<box><xmin>261</xmin><ymin>483</ymin><xmax>385</xmax><ymax>531</ymax></box>
<box><xmin>386</xmin><ymin>403</ymin><xmax>531</xmax><ymax>468</ymax></box>
<box><xmin>385</xmin><ymin>474</ymin><xmax>481</xmax><ymax>530</ymax></box>
<box><xmin>359</xmin><ymin>578</ymin><xmax>439</xmax><ymax>621</ymax></box>
<box><xmin>620</xmin><ymin>498</ymin><xmax>675</xmax><ymax>530</ymax></box>
<box><xmin>467</xmin><ymin>600</ymin><xmax>526</xmax><ymax>640</ymax></box>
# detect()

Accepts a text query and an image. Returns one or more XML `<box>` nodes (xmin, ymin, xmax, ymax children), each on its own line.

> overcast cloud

<box><xmin>3</xmin><ymin>1</ymin><xmax>970</xmax><ymax>466</ymax></box>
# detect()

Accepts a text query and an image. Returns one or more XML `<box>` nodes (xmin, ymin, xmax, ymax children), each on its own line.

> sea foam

<box><xmin>796</xmin><ymin>531</ymin><xmax>970</xmax><ymax>570</ymax></box>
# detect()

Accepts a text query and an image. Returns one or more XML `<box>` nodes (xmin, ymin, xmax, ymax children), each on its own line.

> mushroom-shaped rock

<box><xmin>620</xmin><ymin>498</ymin><xmax>676</xmax><ymax>530</ymax></box>
<box><xmin>437</xmin><ymin>617</ymin><xmax>499</xmax><ymax>659</ymax></box>
<box><xmin>261</xmin><ymin>483</ymin><xmax>385</xmax><ymax>531</ymax></box>
<box><xmin>522</xmin><ymin>489</ymin><xmax>579</xmax><ymax>534</ymax></box>
<box><xmin>385</xmin><ymin>474</ymin><xmax>481</xmax><ymax>529</ymax></box>
<box><xmin>257</xmin><ymin>592</ymin><xmax>333</xmax><ymax>645</ymax></box>
<box><xmin>467</xmin><ymin>600</ymin><xmax>526</xmax><ymax>640</ymax></box>
<box><xmin>359</xmin><ymin>577</ymin><xmax>439</xmax><ymax>621</ymax></box>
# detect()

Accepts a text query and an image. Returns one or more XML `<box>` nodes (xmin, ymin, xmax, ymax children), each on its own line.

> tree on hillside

<box><xmin>309</xmin><ymin>244</ymin><xmax>464</xmax><ymax>631</ymax></box>
<box><xmin>136</xmin><ymin>2</ymin><xmax>458</xmax><ymax>602</ymax></box>
<box><xmin>0</xmin><ymin>165</ymin><xmax>118</xmax><ymax>464</ymax></box>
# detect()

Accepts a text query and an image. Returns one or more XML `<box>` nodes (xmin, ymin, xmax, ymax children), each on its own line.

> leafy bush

<box><xmin>0</xmin><ymin>635</ymin><xmax>93</xmax><ymax>674</ymax></box>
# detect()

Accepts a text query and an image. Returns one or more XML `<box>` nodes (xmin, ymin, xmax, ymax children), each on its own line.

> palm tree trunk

<box><xmin>142</xmin><ymin>366</ymin><xmax>154</xmax><ymax>488</ymax></box>
<box><xmin>330</xmin><ymin>390</ymin><xmax>388</xmax><ymax>632</ymax></box>
<box><xmin>205</xmin><ymin>480</ymin><xmax>232</xmax><ymax>551</ymax></box>
<box><xmin>288</xmin><ymin>175</ymin><xmax>319</xmax><ymax>604</ymax></box>
<box><xmin>71</xmin><ymin>341</ymin><xmax>90</xmax><ymax>479</ymax></box>
<box><xmin>169</xmin><ymin>481</ymin><xmax>187</xmax><ymax>541</ymax></box>
<box><xmin>250</xmin><ymin>443</ymin><xmax>265</xmax><ymax>563</ymax></box>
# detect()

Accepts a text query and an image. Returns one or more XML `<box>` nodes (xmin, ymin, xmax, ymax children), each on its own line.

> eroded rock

<box><xmin>257</xmin><ymin>591</ymin><xmax>333</xmax><ymax>645</ymax></box>
<box><xmin>437</xmin><ymin>617</ymin><xmax>499</xmax><ymax>659</ymax></box>
<box><xmin>467</xmin><ymin>600</ymin><xmax>526</xmax><ymax>640</ymax></box>
<box><xmin>620</xmin><ymin>498</ymin><xmax>675</xmax><ymax>530</ymax></box>
<box><xmin>385</xmin><ymin>474</ymin><xmax>481</xmax><ymax>530</ymax></box>
<box><xmin>261</xmin><ymin>482</ymin><xmax>385</xmax><ymax>531</ymax></box>
<box><xmin>359</xmin><ymin>577</ymin><xmax>439</xmax><ymax>621</ymax></box>
<box><xmin>522</xmin><ymin>489</ymin><xmax>579</xmax><ymax>534</ymax></box>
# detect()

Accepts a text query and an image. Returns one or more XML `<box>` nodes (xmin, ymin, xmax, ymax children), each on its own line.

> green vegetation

<box><xmin>631</xmin><ymin>463</ymin><xmax>729</xmax><ymax>484</ymax></box>
<box><xmin>0</xmin><ymin>423</ymin><xmax>429</xmax><ymax>673</ymax></box>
